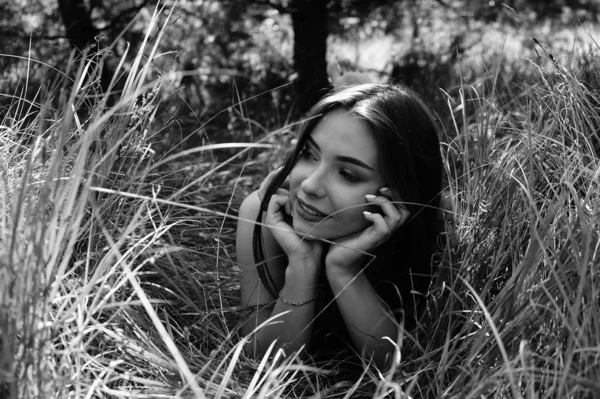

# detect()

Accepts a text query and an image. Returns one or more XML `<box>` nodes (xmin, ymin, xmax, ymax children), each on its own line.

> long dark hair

<box><xmin>252</xmin><ymin>83</ymin><xmax>443</xmax><ymax>311</ymax></box>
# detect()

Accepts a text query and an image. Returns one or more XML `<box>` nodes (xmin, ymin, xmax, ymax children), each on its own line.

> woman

<box><xmin>236</xmin><ymin>83</ymin><xmax>443</xmax><ymax>370</ymax></box>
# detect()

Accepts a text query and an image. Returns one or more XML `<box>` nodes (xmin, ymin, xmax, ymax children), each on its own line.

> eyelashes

<box><xmin>299</xmin><ymin>148</ymin><xmax>362</xmax><ymax>184</ymax></box>
<box><xmin>338</xmin><ymin>169</ymin><xmax>360</xmax><ymax>183</ymax></box>
<box><xmin>300</xmin><ymin>146</ymin><xmax>318</xmax><ymax>162</ymax></box>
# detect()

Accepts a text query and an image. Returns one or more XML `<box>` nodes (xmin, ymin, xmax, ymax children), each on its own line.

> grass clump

<box><xmin>0</xmin><ymin>6</ymin><xmax>232</xmax><ymax>398</ymax></box>
<box><xmin>401</xmin><ymin>51</ymin><xmax>600</xmax><ymax>398</ymax></box>
<box><xmin>2</xmin><ymin>10</ymin><xmax>600</xmax><ymax>399</ymax></box>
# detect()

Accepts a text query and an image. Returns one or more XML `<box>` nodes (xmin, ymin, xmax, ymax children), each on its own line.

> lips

<box><xmin>295</xmin><ymin>198</ymin><xmax>329</xmax><ymax>222</ymax></box>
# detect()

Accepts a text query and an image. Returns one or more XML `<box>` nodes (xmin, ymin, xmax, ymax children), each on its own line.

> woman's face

<box><xmin>289</xmin><ymin>109</ymin><xmax>385</xmax><ymax>240</ymax></box>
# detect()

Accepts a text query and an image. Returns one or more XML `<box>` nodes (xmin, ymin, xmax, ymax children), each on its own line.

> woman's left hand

<box><xmin>325</xmin><ymin>188</ymin><xmax>410</xmax><ymax>274</ymax></box>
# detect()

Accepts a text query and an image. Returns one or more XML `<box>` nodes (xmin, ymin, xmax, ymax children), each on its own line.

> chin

<box><xmin>292</xmin><ymin>218</ymin><xmax>360</xmax><ymax>241</ymax></box>
<box><xmin>293</xmin><ymin>218</ymin><xmax>333</xmax><ymax>240</ymax></box>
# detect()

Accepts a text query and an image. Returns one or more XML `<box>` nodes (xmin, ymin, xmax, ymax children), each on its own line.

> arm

<box><xmin>325</xmin><ymin>262</ymin><xmax>398</xmax><ymax>369</ymax></box>
<box><xmin>323</xmin><ymin>189</ymin><xmax>410</xmax><ymax>369</ymax></box>
<box><xmin>236</xmin><ymin>190</ymin><xmax>322</xmax><ymax>358</ymax></box>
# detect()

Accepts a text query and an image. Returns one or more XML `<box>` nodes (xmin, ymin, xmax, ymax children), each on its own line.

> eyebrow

<box><xmin>306</xmin><ymin>136</ymin><xmax>375</xmax><ymax>171</ymax></box>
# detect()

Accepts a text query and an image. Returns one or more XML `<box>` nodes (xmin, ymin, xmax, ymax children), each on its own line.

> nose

<box><xmin>300</xmin><ymin>166</ymin><xmax>327</xmax><ymax>197</ymax></box>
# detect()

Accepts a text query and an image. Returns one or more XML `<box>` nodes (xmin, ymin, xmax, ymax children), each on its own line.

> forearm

<box><xmin>245</xmin><ymin>259</ymin><xmax>320</xmax><ymax>358</ymax></box>
<box><xmin>326</xmin><ymin>266</ymin><xmax>398</xmax><ymax>368</ymax></box>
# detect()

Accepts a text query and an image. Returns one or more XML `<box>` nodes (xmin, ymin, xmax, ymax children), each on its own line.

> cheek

<box><xmin>332</xmin><ymin>195</ymin><xmax>370</xmax><ymax>224</ymax></box>
<box><xmin>331</xmin><ymin>205</ymin><xmax>371</xmax><ymax>237</ymax></box>
<box><xmin>289</xmin><ymin>165</ymin><xmax>304</xmax><ymax>190</ymax></box>
<box><xmin>330</xmin><ymin>183</ymin><xmax>382</xmax><ymax>227</ymax></box>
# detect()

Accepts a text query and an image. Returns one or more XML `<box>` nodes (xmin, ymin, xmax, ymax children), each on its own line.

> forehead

<box><xmin>310</xmin><ymin>110</ymin><xmax>378</xmax><ymax>160</ymax></box>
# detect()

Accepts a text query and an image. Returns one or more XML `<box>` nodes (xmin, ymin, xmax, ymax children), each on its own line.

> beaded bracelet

<box><xmin>278</xmin><ymin>289</ymin><xmax>318</xmax><ymax>307</ymax></box>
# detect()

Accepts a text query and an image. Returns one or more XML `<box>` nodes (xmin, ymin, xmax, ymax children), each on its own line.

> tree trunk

<box><xmin>58</xmin><ymin>0</ymin><xmax>118</xmax><ymax>99</ymax></box>
<box><xmin>290</xmin><ymin>0</ymin><xmax>330</xmax><ymax>114</ymax></box>
<box><xmin>57</xmin><ymin>0</ymin><xmax>99</xmax><ymax>51</ymax></box>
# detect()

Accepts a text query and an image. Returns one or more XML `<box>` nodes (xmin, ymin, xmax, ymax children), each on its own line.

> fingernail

<box><xmin>379</xmin><ymin>187</ymin><xmax>389</xmax><ymax>192</ymax></box>
<box><xmin>365</xmin><ymin>194</ymin><xmax>376</xmax><ymax>199</ymax></box>
<box><xmin>363</xmin><ymin>211</ymin><xmax>372</xmax><ymax>215</ymax></box>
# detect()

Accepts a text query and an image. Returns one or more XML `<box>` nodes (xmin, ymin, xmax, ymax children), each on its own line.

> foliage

<box><xmin>401</xmin><ymin>51</ymin><xmax>600</xmax><ymax>398</ymax></box>
<box><xmin>2</xmin><ymin>0</ymin><xmax>598</xmax><ymax>143</ymax></box>
<box><xmin>2</xmin><ymin>1</ymin><xmax>600</xmax><ymax>398</ymax></box>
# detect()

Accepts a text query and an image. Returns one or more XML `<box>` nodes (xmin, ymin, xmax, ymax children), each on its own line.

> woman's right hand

<box><xmin>258</xmin><ymin>167</ymin><xmax>323</xmax><ymax>267</ymax></box>
<box><xmin>264</xmin><ymin>192</ymin><xmax>324</xmax><ymax>267</ymax></box>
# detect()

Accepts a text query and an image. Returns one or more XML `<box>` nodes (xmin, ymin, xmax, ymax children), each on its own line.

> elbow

<box><xmin>239</xmin><ymin>331</ymin><xmax>282</xmax><ymax>361</ymax></box>
<box><xmin>241</xmin><ymin>333</ymin><xmax>310</xmax><ymax>362</ymax></box>
<box><xmin>360</xmin><ymin>338</ymin><xmax>399</xmax><ymax>371</ymax></box>
<box><xmin>242</xmin><ymin>337</ymin><xmax>264</xmax><ymax>359</ymax></box>
<box><xmin>240</xmin><ymin>322</ymin><xmax>270</xmax><ymax>360</ymax></box>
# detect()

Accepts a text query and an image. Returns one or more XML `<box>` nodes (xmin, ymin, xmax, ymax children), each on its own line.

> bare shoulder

<box><xmin>236</xmin><ymin>190</ymin><xmax>286</xmax><ymax>307</ymax></box>
<box><xmin>236</xmin><ymin>191</ymin><xmax>262</xmax><ymax>269</ymax></box>
<box><xmin>236</xmin><ymin>190</ymin><xmax>285</xmax><ymax>271</ymax></box>
<box><xmin>238</xmin><ymin>190</ymin><xmax>261</xmax><ymax>221</ymax></box>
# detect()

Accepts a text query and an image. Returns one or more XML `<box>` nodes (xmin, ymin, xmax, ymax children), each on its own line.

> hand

<box><xmin>257</xmin><ymin>167</ymin><xmax>289</xmax><ymax>203</ymax></box>
<box><xmin>262</xmin><ymin>177</ymin><xmax>323</xmax><ymax>268</ymax></box>
<box><xmin>325</xmin><ymin>188</ymin><xmax>410</xmax><ymax>274</ymax></box>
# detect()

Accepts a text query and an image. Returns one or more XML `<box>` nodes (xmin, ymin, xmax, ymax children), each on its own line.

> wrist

<box><xmin>278</xmin><ymin>288</ymin><xmax>318</xmax><ymax>307</ymax></box>
<box><xmin>286</xmin><ymin>257</ymin><xmax>321</xmax><ymax>280</ymax></box>
<box><xmin>288</xmin><ymin>253</ymin><xmax>320</xmax><ymax>269</ymax></box>
<box><xmin>282</xmin><ymin>261</ymin><xmax>320</xmax><ymax>305</ymax></box>
<box><xmin>325</xmin><ymin>259</ymin><xmax>363</xmax><ymax>279</ymax></box>
<box><xmin>326</xmin><ymin>262</ymin><xmax>369</xmax><ymax>293</ymax></box>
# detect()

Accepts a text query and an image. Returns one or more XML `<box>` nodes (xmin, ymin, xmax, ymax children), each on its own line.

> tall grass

<box><xmin>1</xmin><ymin>5</ymin><xmax>231</xmax><ymax>398</ymax></box>
<box><xmin>400</xmin><ymin>52</ymin><xmax>600</xmax><ymax>398</ymax></box>
<box><xmin>2</xmin><ymin>8</ymin><xmax>600</xmax><ymax>399</ymax></box>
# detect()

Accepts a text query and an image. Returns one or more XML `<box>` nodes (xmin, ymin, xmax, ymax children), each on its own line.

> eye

<box><xmin>300</xmin><ymin>146</ymin><xmax>318</xmax><ymax>162</ymax></box>
<box><xmin>339</xmin><ymin>169</ymin><xmax>360</xmax><ymax>183</ymax></box>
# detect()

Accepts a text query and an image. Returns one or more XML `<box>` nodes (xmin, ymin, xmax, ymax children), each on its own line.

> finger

<box><xmin>265</xmin><ymin>195</ymin><xmax>298</xmax><ymax>242</ymax></box>
<box><xmin>362</xmin><ymin>211</ymin><xmax>390</xmax><ymax>238</ymax></box>
<box><xmin>284</xmin><ymin>197</ymin><xmax>292</xmax><ymax>215</ymax></box>
<box><xmin>259</xmin><ymin>167</ymin><xmax>281</xmax><ymax>192</ymax></box>
<box><xmin>267</xmin><ymin>193</ymin><xmax>288</xmax><ymax>213</ymax></box>
<box><xmin>275</xmin><ymin>188</ymin><xmax>290</xmax><ymax>197</ymax></box>
<box><xmin>265</xmin><ymin>194</ymin><xmax>288</xmax><ymax>224</ymax></box>
<box><xmin>365</xmin><ymin>194</ymin><xmax>403</xmax><ymax>227</ymax></box>
<box><xmin>378</xmin><ymin>187</ymin><xmax>392</xmax><ymax>198</ymax></box>
<box><xmin>258</xmin><ymin>167</ymin><xmax>284</xmax><ymax>201</ymax></box>
<box><xmin>377</xmin><ymin>188</ymin><xmax>409</xmax><ymax>213</ymax></box>
<box><xmin>397</xmin><ymin>205</ymin><xmax>411</xmax><ymax>227</ymax></box>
